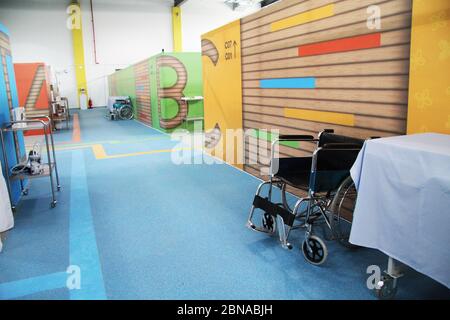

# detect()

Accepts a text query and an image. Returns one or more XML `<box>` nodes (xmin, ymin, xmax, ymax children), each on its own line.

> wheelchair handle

<box><xmin>278</xmin><ymin>135</ymin><xmax>315</xmax><ymax>141</ymax></box>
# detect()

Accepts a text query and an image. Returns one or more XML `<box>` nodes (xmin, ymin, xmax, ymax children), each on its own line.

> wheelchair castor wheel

<box><xmin>302</xmin><ymin>235</ymin><xmax>328</xmax><ymax>265</ymax></box>
<box><xmin>262</xmin><ymin>212</ymin><xmax>275</xmax><ymax>232</ymax></box>
<box><xmin>375</xmin><ymin>275</ymin><xmax>398</xmax><ymax>300</ymax></box>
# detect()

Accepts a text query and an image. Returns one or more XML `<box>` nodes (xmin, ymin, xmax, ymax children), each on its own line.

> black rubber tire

<box><xmin>375</xmin><ymin>275</ymin><xmax>398</xmax><ymax>300</ymax></box>
<box><xmin>301</xmin><ymin>235</ymin><xmax>328</xmax><ymax>265</ymax></box>
<box><xmin>262</xmin><ymin>213</ymin><xmax>275</xmax><ymax>232</ymax></box>
<box><xmin>119</xmin><ymin>105</ymin><xmax>133</xmax><ymax>120</ymax></box>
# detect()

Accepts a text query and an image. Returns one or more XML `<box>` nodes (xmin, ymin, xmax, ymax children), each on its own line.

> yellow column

<box><xmin>172</xmin><ymin>6</ymin><xmax>182</xmax><ymax>52</ymax></box>
<box><xmin>407</xmin><ymin>0</ymin><xmax>450</xmax><ymax>134</ymax></box>
<box><xmin>70</xmin><ymin>2</ymin><xmax>88</xmax><ymax>107</ymax></box>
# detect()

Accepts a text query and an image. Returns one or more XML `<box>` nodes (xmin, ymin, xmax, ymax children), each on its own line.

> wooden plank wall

<box><xmin>134</xmin><ymin>60</ymin><xmax>152</xmax><ymax>126</ymax></box>
<box><xmin>240</xmin><ymin>0</ymin><xmax>412</xmax><ymax>179</ymax></box>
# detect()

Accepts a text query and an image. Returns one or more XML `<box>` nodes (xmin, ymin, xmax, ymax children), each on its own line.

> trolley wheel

<box><xmin>262</xmin><ymin>212</ymin><xmax>275</xmax><ymax>232</ymax></box>
<box><xmin>302</xmin><ymin>235</ymin><xmax>328</xmax><ymax>265</ymax></box>
<box><xmin>50</xmin><ymin>201</ymin><xmax>57</xmax><ymax>208</ymax></box>
<box><xmin>375</xmin><ymin>275</ymin><xmax>398</xmax><ymax>300</ymax></box>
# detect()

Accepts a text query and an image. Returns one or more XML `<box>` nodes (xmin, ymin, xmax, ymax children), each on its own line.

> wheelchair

<box><xmin>107</xmin><ymin>97</ymin><xmax>134</xmax><ymax>121</ymax></box>
<box><xmin>246</xmin><ymin>129</ymin><xmax>364</xmax><ymax>265</ymax></box>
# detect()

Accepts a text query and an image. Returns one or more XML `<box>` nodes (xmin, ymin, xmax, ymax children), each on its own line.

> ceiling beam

<box><xmin>174</xmin><ymin>0</ymin><xmax>188</xmax><ymax>6</ymax></box>
<box><xmin>261</xmin><ymin>0</ymin><xmax>279</xmax><ymax>8</ymax></box>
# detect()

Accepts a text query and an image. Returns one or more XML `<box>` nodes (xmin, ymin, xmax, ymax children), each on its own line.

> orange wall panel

<box><xmin>14</xmin><ymin>62</ymin><xmax>50</xmax><ymax>110</ymax></box>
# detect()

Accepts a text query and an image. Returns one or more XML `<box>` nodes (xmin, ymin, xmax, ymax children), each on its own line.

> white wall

<box><xmin>0</xmin><ymin>0</ymin><xmax>261</xmax><ymax>107</ymax></box>
<box><xmin>0</xmin><ymin>0</ymin><xmax>78</xmax><ymax>107</ymax></box>
<box><xmin>181</xmin><ymin>0</ymin><xmax>261</xmax><ymax>52</ymax></box>
<box><xmin>80</xmin><ymin>0</ymin><xmax>173</xmax><ymax>107</ymax></box>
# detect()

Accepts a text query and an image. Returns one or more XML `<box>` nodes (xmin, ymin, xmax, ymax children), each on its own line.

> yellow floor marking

<box><xmin>55</xmin><ymin>145</ymin><xmax>93</xmax><ymax>151</ymax></box>
<box><xmin>54</xmin><ymin>136</ymin><xmax>170</xmax><ymax>148</ymax></box>
<box><xmin>92</xmin><ymin>144</ymin><xmax>197</xmax><ymax>160</ymax></box>
<box><xmin>91</xmin><ymin>144</ymin><xmax>108</xmax><ymax>159</ymax></box>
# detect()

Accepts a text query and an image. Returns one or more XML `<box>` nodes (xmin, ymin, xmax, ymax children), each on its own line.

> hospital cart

<box><xmin>0</xmin><ymin>116</ymin><xmax>61</xmax><ymax>210</ymax></box>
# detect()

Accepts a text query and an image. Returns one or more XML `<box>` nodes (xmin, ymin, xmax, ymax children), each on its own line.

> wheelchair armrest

<box><xmin>278</xmin><ymin>135</ymin><xmax>315</xmax><ymax>141</ymax></box>
<box><xmin>322</xmin><ymin>143</ymin><xmax>362</xmax><ymax>150</ymax></box>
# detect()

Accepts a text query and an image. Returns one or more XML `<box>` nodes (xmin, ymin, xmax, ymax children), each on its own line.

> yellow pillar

<box><xmin>69</xmin><ymin>2</ymin><xmax>88</xmax><ymax>107</ymax></box>
<box><xmin>407</xmin><ymin>0</ymin><xmax>450</xmax><ymax>134</ymax></box>
<box><xmin>172</xmin><ymin>6</ymin><xmax>182</xmax><ymax>52</ymax></box>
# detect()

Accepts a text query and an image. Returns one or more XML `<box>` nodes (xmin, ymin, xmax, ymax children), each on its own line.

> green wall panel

<box><xmin>108</xmin><ymin>52</ymin><xmax>203</xmax><ymax>133</ymax></box>
<box><xmin>114</xmin><ymin>66</ymin><xmax>137</xmax><ymax>116</ymax></box>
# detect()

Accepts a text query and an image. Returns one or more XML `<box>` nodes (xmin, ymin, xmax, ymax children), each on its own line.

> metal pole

<box><xmin>46</xmin><ymin>117</ymin><xmax>60</xmax><ymax>190</ymax></box>
<box><xmin>43</xmin><ymin>123</ymin><xmax>56</xmax><ymax>207</ymax></box>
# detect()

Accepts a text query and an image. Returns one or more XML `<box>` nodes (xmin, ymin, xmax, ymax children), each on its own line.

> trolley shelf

<box><xmin>2</xmin><ymin>121</ymin><xmax>50</xmax><ymax>132</ymax></box>
<box><xmin>9</xmin><ymin>163</ymin><xmax>56</xmax><ymax>181</ymax></box>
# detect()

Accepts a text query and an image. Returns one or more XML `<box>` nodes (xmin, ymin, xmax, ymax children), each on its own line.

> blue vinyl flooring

<box><xmin>0</xmin><ymin>108</ymin><xmax>449</xmax><ymax>300</ymax></box>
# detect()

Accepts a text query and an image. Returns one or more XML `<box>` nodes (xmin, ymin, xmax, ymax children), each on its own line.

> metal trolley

<box><xmin>51</xmin><ymin>97</ymin><xmax>70</xmax><ymax>130</ymax></box>
<box><xmin>0</xmin><ymin>116</ymin><xmax>61</xmax><ymax>210</ymax></box>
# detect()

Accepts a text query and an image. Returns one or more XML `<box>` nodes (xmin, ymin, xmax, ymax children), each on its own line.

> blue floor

<box><xmin>1</xmin><ymin>108</ymin><xmax>449</xmax><ymax>300</ymax></box>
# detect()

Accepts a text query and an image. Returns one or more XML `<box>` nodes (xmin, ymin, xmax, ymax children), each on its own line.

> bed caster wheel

<box><xmin>50</xmin><ymin>201</ymin><xmax>57</xmax><ymax>208</ymax></box>
<box><xmin>375</xmin><ymin>275</ymin><xmax>398</xmax><ymax>300</ymax></box>
<box><xmin>57</xmin><ymin>186</ymin><xmax>61</xmax><ymax>191</ymax></box>
<box><xmin>302</xmin><ymin>235</ymin><xmax>328</xmax><ymax>265</ymax></box>
<box><xmin>262</xmin><ymin>212</ymin><xmax>275</xmax><ymax>233</ymax></box>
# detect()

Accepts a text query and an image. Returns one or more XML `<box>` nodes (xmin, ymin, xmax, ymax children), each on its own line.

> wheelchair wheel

<box><xmin>301</xmin><ymin>235</ymin><xmax>328</xmax><ymax>265</ymax></box>
<box><xmin>119</xmin><ymin>105</ymin><xmax>133</xmax><ymax>120</ymax></box>
<box><xmin>329</xmin><ymin>176</ymin><xmax>359</xmax><ymax>248</ymax></box>
<box><xmin>262</xmin><ymin>212</ymin><xmax>275</xmax><ymax>233</ymax></box>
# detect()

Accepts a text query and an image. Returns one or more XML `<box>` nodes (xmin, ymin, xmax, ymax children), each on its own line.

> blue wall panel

<box><xmin>0</xmin><ymin>22</ymin><xmax>26</xmax><ymax>205</ymax></box>
<box><xmin>259</xmin><ymin>77</ymin><xmax>316</xmax><ymax>89</ymax></box>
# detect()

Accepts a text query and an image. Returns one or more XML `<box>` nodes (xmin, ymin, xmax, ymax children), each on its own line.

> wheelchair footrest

<box><xmin>252</xmin><ymin>195</ymin><xmax>295</xmax><ymax>227</ymax></box>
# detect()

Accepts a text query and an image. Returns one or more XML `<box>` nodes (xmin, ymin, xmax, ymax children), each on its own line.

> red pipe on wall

<box><xmin>90</xmin><ymin>0</ymin><xmax>99</xmax><ymax>64</ymax></box>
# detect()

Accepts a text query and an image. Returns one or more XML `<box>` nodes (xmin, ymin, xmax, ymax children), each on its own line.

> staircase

<box><xmin>24</xmin><ymin>65</ymin><xmax>49</xmax><ymax>117</ymax></box>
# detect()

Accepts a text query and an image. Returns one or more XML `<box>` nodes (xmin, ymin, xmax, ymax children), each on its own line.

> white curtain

<box><xmin>0</xmin><ymin>161</ymin><xmax>14</xmax><ymax>234</ymax></box>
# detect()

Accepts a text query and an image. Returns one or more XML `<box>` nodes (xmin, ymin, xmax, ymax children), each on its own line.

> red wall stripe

<box><xmin>298</xmin><ymin>33</ymin><xmax>381</xmax><ymax>57</ymax></box>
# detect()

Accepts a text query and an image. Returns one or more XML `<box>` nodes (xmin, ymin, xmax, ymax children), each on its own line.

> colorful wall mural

<box><xmin>201</xmin><ymin>20</ymin><xmax>243</xmax><ymax>169</ymax></box>
<box><xmin>108</xmin><ymin>52</ymin><xmax>204</xmax><ymax>133</ymax></box>
<box><xmin>14</xmin><ymin>62</ymin><xmax>51</xmax><ymax>116</ymax></box>
<box><xmin>407</xmin><ymin>0</ymin><xmax>450</xmax><ymax>134</ymax></box>
<box><xmin>202</xmin><ymin>0</ymin><xmax>412</xmax><ymax>180</ymax></box>
<box><xmin>14</xmin><ymin>62</ymin><xmax>52</xmax><ymax>136</ymax></box>
<box><xmin>0</xmin><ymin>22</ymin><xmax>26</xmax><ymax>204</ymax></box>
